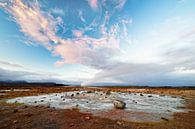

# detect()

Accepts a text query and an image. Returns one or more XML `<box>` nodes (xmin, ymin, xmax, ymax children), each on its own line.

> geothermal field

<box><xmin>7</xmin><ymin>90</ymin><xmax>187</xmax><ymax>122</ymax></box>
<box><xmin>0</xmin><ymin>85</ymin><xmax>195</xmax><ymax>129</ymax></box>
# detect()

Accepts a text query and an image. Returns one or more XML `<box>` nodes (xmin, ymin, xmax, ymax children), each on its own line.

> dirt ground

<box><xmin>0</xmin><ymin>86</ymin><xmax>195</xmax><ymax>129</ymax></box>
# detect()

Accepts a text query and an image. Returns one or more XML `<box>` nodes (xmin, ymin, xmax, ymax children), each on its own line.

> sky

<box><xmin>0</xmin><ymin>0</ymin><xmax>195</xmax><ymax>86</ymax></box>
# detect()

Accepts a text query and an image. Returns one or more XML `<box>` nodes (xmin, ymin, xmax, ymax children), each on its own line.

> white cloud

<box><xmin>83</xmin><ymin>16</ymin><xmax>195</xmax><ymax>86</ymax></box>
<box><xmin>0</xmin><ymin>60</ymin><xmax>66</xmax><ymax>83</ymax></box>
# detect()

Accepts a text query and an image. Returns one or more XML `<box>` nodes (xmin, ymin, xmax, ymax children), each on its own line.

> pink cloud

<box><xmin>87</xmin><ymin>0</ymin><xmax>98</xmax><ymax>10</ymax></box>
<box><xmin>72</xmin><ymin>30</ymin><xmax>83</xmax><ymax>37</ymax></box>
<box><xmin>1</xmin><ymin>0</ymin><xmax>62</xmax><ymax>49</ymax></box>
<box><xmin>0</xmin><ymin>0</ymin><xmax>123</xmax><ymax>69</ymax></box>
<box><xmin>53</xmin><ymin>35</ymin><xmax>120</xmax><ymax>68</ymax></box>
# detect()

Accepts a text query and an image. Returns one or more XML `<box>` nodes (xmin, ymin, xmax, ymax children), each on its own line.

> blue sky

<box><xmin>0</xmin><ymin>0</ymin><xmax>195</xmax><ymax>86</ymax></box>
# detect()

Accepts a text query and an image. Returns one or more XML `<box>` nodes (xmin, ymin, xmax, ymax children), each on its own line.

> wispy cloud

<box><xmin>78</xmin><ymin>10</ymin><xmax>86</xmax><ymax>23</ymax></box>
<box><xmin>115</xmin><ymin>0</ymin><xmax>127</xmax><ymax>9</ymax></box>
<box><xmin>0</xmin><ymin>0</ymin><xmax>62</xmax><ymax>48</ymax></box>
<box><xmin>0</xmin><ymin>60</ymin><xmax>25</xmax><ymax>69</ymax></box>
<box><xmin>0</xmin><ymin>0</ymin><xmax>124</xmax><ymax>69</ymax></box>
<box><xmin>51</xmin><ymin>8</ymin><xmax>65</xmax><ymax>16</ymax></box>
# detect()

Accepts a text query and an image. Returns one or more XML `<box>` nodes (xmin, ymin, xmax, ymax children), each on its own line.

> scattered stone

<box><xmin>148</xmin><ymin>95</ymin><xmax>152</xmax><ymax>97</ymax></box>
<box><xmin>132</xmin><ymin>100</ymin><xmax>137</xmax><ymax>104</ymax></box>
<box><xmin>86</xmin><ymin>101</ymin><xmax>89</xmax><ymax>103</ymax></box>
<box><xmin>85</xmin><ymin>116</ymin><xmax>91</xmax><ymax>120</ymax></box>
<box><xmin>34</xmin><ymin>101</ymin><xmax>37</xmax><ymax>103</ymax></box>
<box><xmin>113</xmin><ymin>100</ymin><xmax>126</xmax><ymax>109</ymax></box>
<box><xmin>60</xmin><ymin>96</ymin><xmax>64</xmax><ymax>98</ymax></box>
<box><xmin>160</xmin><ymin>94</ymin><xmax>165</xmax><ymax>97</ymax></box>
<box><xmin>87</xmin><ymin>91</ymin><xmax>92</xmax><ymax>93</ymax></box>
<box><xmin>71</xmin><ymin>94</ymin><xmax>74</xmax><ymax>97</ymax></box>
<box><xmin>24</xmin><ymin>105</ymin><xmax>28</xmax><ymax>108</ymax></box>
<box><xmin>69</xmin><ymin>123</ymin><xmax>75</xmax><ymax>127</ymax></box>
<box><xmin>106</xmin><ymin>90</ymin><xmax>111</xmax><ymax>95</ymax></box>
<box><xmin>63</xmin><ymin>98</ymin><xmax>65</xmax><ymax>101</ymax></box>
<box><xmin>76</xmin><ymin>104</ymin><xmax>79</xmax><ymax>107</ymax></box>
<box><xmin>161</xmin><ymin>117</ymin><xmax>169</xmax><ymax>121</ymax></box>
<box><xmin>13</xmin><ymin>109</ymin><xmax>18</xmax><ymax>113</ymax></box>
<box><xmin>14</xmin><ymin>101</ymin><xmax>18</xmax><ymax>103</ymax></box>
<box><xmin>76</xmin><ymin>92</ymin><xmax>80</xmax><ymax>95</ymax></box>
<box><xmin>40</xmin><ymin>100</ymin><xmax>44</xmax><ymax>102</ymax></box>
<box><xmin>25</xmin><ymin>113</ymin><xmax>32</xmax><ymax>117</ymax></box>
<box><xmin>116</xmin><ymin>121</ymin><xmax>123</xmax><ymax>126</ymax></box>
<box><xmin>140</xmin><ymin>93</ymin><xmax>143</xmax><ymax>96</ymax></box>
<box><xmin>178</xmin><ymin>106</ymin><xmax>185</xmax><ymax>109</ymax></box>
<box><xmin>13</xmin><ymin>120</ymin><xmax>18</xmax><ymax>124</ymax></box>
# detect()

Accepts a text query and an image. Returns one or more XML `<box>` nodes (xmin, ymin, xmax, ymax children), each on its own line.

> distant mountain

<box><xmin>0</xmin><ymin>81</ymin><xmax>70</xmax><ymax>87</ymax></box>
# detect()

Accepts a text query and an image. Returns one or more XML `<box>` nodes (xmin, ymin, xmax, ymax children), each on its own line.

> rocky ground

<box><xmin>0</xmin><ymin>86</ymin><xmax>195</xmax><ymax>129</ymax></box>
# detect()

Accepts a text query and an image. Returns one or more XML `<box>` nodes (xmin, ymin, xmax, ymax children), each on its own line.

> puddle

<box><xmin>7</xmin><ymin>91</ymin><xmax>187</xmax><ymax>122</ymax></box>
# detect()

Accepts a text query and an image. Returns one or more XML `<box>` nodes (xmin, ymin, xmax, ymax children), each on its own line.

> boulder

<box><xmin>113</xmin><ymin>100</ymin><xmax>126</xmax><ymax>109</ymax></box>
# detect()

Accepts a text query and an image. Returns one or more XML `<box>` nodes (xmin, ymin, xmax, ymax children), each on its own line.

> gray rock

<box><xmin>113</xmin><ymin>100</ymin><xmax>126</xmax><ymax>109</ymax></box>
<box><xmin>161</xmin><ymin>117</ymin><xmax>169</xmax><ymax>121</ymax></box>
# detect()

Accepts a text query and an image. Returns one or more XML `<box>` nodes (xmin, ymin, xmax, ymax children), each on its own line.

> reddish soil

<box><xmin>0</xmin><ymin>86</ymin><xmax>195</xmax><ymax>129</ymax></box>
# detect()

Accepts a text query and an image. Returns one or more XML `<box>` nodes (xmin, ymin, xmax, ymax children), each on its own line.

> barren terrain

<box><xmin>0</xmin><ymin>86</ymin><xmax>195</xmax><ymax>129</ymax></box>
